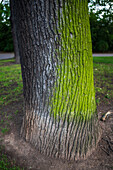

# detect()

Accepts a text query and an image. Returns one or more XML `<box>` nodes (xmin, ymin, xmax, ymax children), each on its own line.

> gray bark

<box><xmin>10</xmin><ymin>0</ymin><xmax>20</xmax><ymax>64</ymax></box>
<box><xmin>11</xmin><ymin>0</ymin><xmax>101</xmax><ymax>160</ymax></box>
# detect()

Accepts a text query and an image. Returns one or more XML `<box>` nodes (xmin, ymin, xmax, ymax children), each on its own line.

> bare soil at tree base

<box><xmin>0</xmin><ymin>99</ymin><xmax>113</xmax><ymax>170</ymax></box>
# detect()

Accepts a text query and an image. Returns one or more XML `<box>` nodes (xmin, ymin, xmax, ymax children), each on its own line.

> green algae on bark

<box><xmin>50</xmin><ymin>0</ymin><xmax>96</xmax><ymax>121</ymax></box>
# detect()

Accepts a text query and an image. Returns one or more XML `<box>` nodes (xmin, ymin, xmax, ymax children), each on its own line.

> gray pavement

<box><xmin>0</xmin><ymin>53</ymin><xmax>14</xmax><ymax>60</ymax></box>
<box><xmin>93</xmin><ymin>53</ymin><xmax>113</xmax><ymax>57</ymax></box>
<box><xmin>0</xmin><ymin>52</ymin><xmax>113</xmax><ymax>60</ymax></box>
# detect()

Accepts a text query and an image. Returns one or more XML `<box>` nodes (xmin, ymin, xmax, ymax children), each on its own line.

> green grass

<box><xmin>93</xmin><ymin>57</ymin><xmax>113</xmax><ymax>64</ymax></box>
<box><xmin>0</xmin><ymin>59</ymin><xmax>24</xmax><ymax>169</ymax></box>
<box><xmin>0</xmin><ymin>59</ymin><xmax>15</xmax><ymax>66</ymax></box>
<box><xmin>93</xmin><ymin>57</ymin><xmax>113</xmax><ymax>105</ymax></box>
<box><xmin>0</xmin><ymin>59</ymin><xmax>23</xmax><ymax>134</ymax></box>
<box><xmin>0</xmin><ymin>63</ymin><xmax>23</xmax><ymax>106</ymax></box>
<box><xmin>0</xmin><ymin>151</ymin><xmax>23</xmax><ymax>170</ymax></box>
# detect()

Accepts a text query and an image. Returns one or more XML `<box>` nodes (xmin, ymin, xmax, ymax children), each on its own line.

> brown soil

<box><xmin>0</xmin><ymin>99</ymin><xmax>113</xmax><ymax>170</ymax></box>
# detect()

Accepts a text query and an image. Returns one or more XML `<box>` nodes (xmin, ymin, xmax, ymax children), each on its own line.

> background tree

<box><xmin>89</xmin><ymin>0</ymin><xmax>113</xmax><ymax>52</ymax></box>
<box><xmin>10</xmin><ymin>0</ymin><xmax>101</xmax><ymax>160</ymax></box>
<box><xmin>1</xmin><ymin>0</ymin><xmax>113</xmax><ymax>54</ymax></box>
<box><xmin>0</xmin><ymin>0</ymin><xmax>20</xmax><ymax>63</ymax></box>
<box><xmin>10</xmin><ymin>0</ymin><xmax>20</xmax><ymax>63</ymax></box>
<box><xmin>0</xmin><ymin>0</ymin><xmax>13</xmax><ymax>52</ymax></box>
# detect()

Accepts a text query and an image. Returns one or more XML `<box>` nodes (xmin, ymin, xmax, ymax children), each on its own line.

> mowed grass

<box><xmin>0</xmin><ymin>146</ymin><xmax>24</xmax><ymax>170</ymax></box>
<box><xmin>93</xmin><ymin>57</ymin><xmax>113</xmax><ymax>105</ymax></box>
<box><xmin>93</xmin><ymin>56</ymin><xmax>113</xmax><ymax>64</ymax></box>
<box><xmin>0</xmin><ymin>59</ymin><xmax>23</xmax><ymax>169</ymax></box>
<box><xmin>0</xmin><ymin>59</ymin><xmax>23</xmax><ymax>134</ymax></box>
<box><xmin>0</xmin><ymin>59</ymin><xmax>15</xmax><ymax>66</ymax></box>
<box><xmin>0</xmin><ymin>61</ymin><xmax>22</xmax><ymax>106</ymax></box>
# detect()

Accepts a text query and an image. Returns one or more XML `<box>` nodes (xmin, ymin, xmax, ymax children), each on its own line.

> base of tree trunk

<box><xmin>20</xmin><ymin>110</ymin><xmax>102</xmax><ymax>161</ymax></box>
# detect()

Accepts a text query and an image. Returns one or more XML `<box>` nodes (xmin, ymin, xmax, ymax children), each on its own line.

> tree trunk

<box><xmin>11</xmin><ymin>0</ymin><xmax>101</xmax><ymax>160</ymax></box>
<box><xmin>10</xmin><ymin>0</ymin><xmax>20</xmax><ymax>64</ymax></box>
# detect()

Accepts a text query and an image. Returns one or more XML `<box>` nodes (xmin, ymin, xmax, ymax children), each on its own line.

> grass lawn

<box><xmin>0</xmin><ymin>146</ymin><xmax>23</xmax><ymax>170</ymax></box>
<box><xmin>0</xmin><ymin>57</ymin><xmax>113</xmax><ymax>169</ymax></box>
<box><xmin>93</xmin><ymin>57</ymin><xmax>113</xmax><ymax>105</ymax></box>
<box><xmin>93</xmin><ymin>57</ymin><xmax>113</xmax><ymax>64</ymax></box>
<box><xmin>0</xmin><ymin>59</ymin><xmax>23</xmax><ymax>169</ymax></box>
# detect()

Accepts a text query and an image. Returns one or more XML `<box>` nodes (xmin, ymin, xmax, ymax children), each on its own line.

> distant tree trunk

<box><xmin>11</xmin><ymin>0</ymin><xmax>101</xmax><ymax>160</ymax></box>
<box><xmin>10</xmin><ymin>0</ymin><xmax>20</xmax><ymax>64</ymax></box>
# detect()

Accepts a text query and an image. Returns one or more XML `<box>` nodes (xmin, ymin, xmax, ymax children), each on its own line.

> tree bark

<box><xmin>11</xmin><ymin>0</ymin><xmax>101</xmax><ymax>160</ymax></box>
<box><xmin>10</xmin><ymin>0</ymin><xmax>20</xmax><ymax>64</ymax></box>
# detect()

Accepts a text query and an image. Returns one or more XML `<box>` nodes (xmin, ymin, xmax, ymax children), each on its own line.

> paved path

<box><xmin>0</xmin><ymin>53</ymin><xmax>113</xmax><ymax>60</ymax></box>
<box><xmin>0</xmin><ymin>53</ymin><xmax>14</xmax><ymax>60</ymax></box>
<box><xmin>93</xmin><ymin>53</ymin><xmax>113</xmax><ymax>57</ymax></box>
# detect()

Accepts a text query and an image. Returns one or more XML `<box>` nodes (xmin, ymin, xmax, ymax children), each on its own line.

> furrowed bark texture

<box><xmin>13</xmin><ymin>0</ymin><xmax>100</xmax><ymax>160</ymax></box>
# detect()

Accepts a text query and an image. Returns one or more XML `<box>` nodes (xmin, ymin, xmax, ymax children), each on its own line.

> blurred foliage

<box><xmin>0</xmin><ymin>0</ymin><xmax>13</xmax><ymax>52</ymax></box>
<box><xmin>0</xmin><ymin>0</ymin><xmax>113</xmax><ymax>53</ymax></box>
<box><xmin>89</xmin><ymin>0</ymin><xmax>113</xmax><ymax>52</ymax></box>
